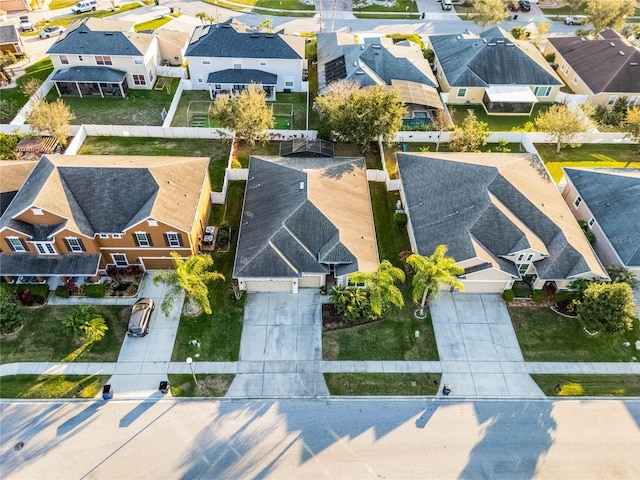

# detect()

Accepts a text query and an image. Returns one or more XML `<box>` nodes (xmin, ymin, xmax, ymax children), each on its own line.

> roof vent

<box><xmin>221</xmin><ymin>24</ymin><xmax>231</xmax><ymax>28</ymax></box>
<box><xmin>266</xmin><ymin>34</ymin><xmax>274</xmax><ymax>38</ymax></box>
<box><xmin>456</xmin><ymin>35</ymin><xmax>461</xmax><ymax>40</ymax></box>
<box><xmin>299</xmin><ymin>182</ymin><xmax>304</xmax><ymax>190</ymax></box>
<box><xmin>488</xmin><ymin>43</ymin><xmax>496</xmax><ymax>46</ymax></box>
<box><xmin>619</xmin><ymin>51</ymin><xmax>625</xmax><ymax>56</ymax></box>
<box><xmin>105</xmin><ymin>32</ymin><xmax>114</xmax><ymax>36</ymax></box>
<box><xmin>372</xmin><ymin>44</ymin><xmax>381</xmax><ymax>49</ymax></box>
<box><xmin>610</xmin><ymin>42</ymin><xmax>615</xmax><ymax>47</ymax></box>
<box><xmin>356</xmin><ymin>70</ymin><xmax>364</xmax><ymax>75</ymax></box>
<box><xmin>506</xmin><ymin>43</ymin><xmax>514</xmax><ymax>46</ymax></box>
<box><xmin>361</xmin><ymin>44</ymin><xmax>365</xmax><ymax>50</ymax></box>
<box><xmin>630</xmin><ymin>62</ymin><xmax>638</xmax><ymax>66</ymax></box>
<box><xmin>482</xmin><ymin>38</ymin><xmax>487</xmax><ymax>43</ymax></box>
<box><xmin>496</xmin><ymin>40</ymin><xmax>505</xmax><ymax>43</ymax></box>
<box><xmin>581</xmin><ymin>37</ymin><xmax>586</xmax><ymax>42</ymax></box>
<box><xmin>353</xmin><ymin>61</ymin><xmax>357</xmax><ymax>66</ymax></box>
<box><xmin>250</xmin><ymin>34</ymin><xmax>259</xmax><ymax>38</ymax></box>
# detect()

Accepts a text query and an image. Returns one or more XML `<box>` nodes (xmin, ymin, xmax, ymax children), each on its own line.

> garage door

<box><xmin>140</xmin><ymin>257</ymin><xmax>176</xmax><ymax>269</ymax></box>
<box><xmin>461</xmin><ymin>280</ymin><xmax>510</xmax><ymax>293</ymax></box>
<box><xmin>244</xmin><ymin>279</ymin><xmax>293</xmax><ymax>292</ymax></box>
<box><xmin>299</xmin><ymin>275</ymin><xmax>323</xmax><ymax>288</ymax></box>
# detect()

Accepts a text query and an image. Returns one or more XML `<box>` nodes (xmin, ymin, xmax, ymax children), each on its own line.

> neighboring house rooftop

<box><xmin>397</xmin><ymin>152</ymin><xmax>606</xmax><ymax>280</ymax></box>
<box><xmin>564</xmin><ymin>168</ymin><xmax>640</xmax><ymax>267</ymax></box>
<box><xmin>185</xmin><ymin>19</ymin><xmax>304</xmax><ymax>59</ymax></box>
<box><xmin>317</xmin><ymin>33</ymin><xmax>438</xmax><ymax>94</ymax></box>
<box><xmin>234</xmin><ymin>156</ymin><xmax>378</xmax><ymax>279</ymax></box>
<box><xmin>0</xmin><ymin>161</ymin><xmax>37</xmax><ymax>216</ymax></box>
<box><xmin>0</xmin><ymin>21</ymin><xmax>20</xmax><ymax>44</ymax></box>
<box><xmin>46</xmin><ymin>17</ymin><xmax>153</xmax><ymax>56</ymax></box>
<box><xmin>548</xmin><ymin>34</ymin><xmax>640</xmax><ymax>95</ymax></box>
<box><xmin>0</xmin><ymin>155</ymin><xmax>209</xmax><ymax>238</ymax></box>
<box><xmin>429</xmin><ymin>27</ymin><xmax>561</xmax><ymax>87</ymax></box>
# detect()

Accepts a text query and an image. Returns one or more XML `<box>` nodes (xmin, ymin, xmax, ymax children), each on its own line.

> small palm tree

<box><xmin>350</xmin><ymin>260</ymin><xmax>406</xmax><ymax>318</ymax></box>
<box><xmin>81</xmin><ymin>317</ymin><xmax>108</xmax><ymax>343</ymax></box>
<box><xmin>61</xmin><ymin>305</ymin><xmax>108</xmax><ymax>342</ymax></box>
<box><xmin>406</xmin><ymin>245</ymin><xmax>465</xmax><ymax>318</ymax></box>
<box><xmin>153</xmin><ymin>252</ymin><xmax>225</xmax><ymax>316</ymax></box>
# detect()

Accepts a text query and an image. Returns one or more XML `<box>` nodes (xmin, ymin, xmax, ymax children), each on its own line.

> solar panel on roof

<box><xmin>324</xmin><ymin>55</ymin><xmax>347</xmax><ymax>85</ymax></box>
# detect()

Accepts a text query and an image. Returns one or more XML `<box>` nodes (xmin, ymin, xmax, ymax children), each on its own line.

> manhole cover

<box><xmin>14</xmin><ymin>442</ymin><xmax>24</xmax><ymax>451</ymax></box>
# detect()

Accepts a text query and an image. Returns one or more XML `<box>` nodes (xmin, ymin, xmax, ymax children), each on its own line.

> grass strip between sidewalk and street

<box><xmin>0</xmin><ymin>374</ymin><xmax>111</xmax><ymax>399</ymax></box>
<box><xmin>531</xmin><ymin>374</ymin><xmax>640</xmax><ymax>397</ymax></box>
<box><xmin>324</xmin><ymin>373</ymin><xmax>441</xmax><ymax>396</ymax></box>
<box><xmin>168</xmin><ymin>374</ymin><xmax>234</xmax><ymax>397</ymax></box>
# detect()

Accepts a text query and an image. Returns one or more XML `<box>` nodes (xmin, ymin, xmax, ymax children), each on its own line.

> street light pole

<box><xmin>214</xmin><ymin>0</ymin><xmax>219</xmax><ymax>23</ymax></box>
<box><xmin>186</xmin><ymin>357</ymin><xmax>198</xmax><ymax>386</ymax></box>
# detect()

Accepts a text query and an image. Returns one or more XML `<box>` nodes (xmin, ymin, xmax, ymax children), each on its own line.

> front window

<box><xmin>135</xmin><ymin>232</ymin><xmax>151</xmax><ymax>247</ymax></box>
<box><xmin>34</xmin><ymin>242</ymin><xmax>56</xmax><ymax>255</ymax></box>
<box><xmin>518</xmin><ymin>263</ymin><xmax>529</xmax><ymax>275</ymax></box>
<box><xmin>574</xmin><ymin>195</ymin><xmax>582</xmax><ymax>208</ymax></box>
<box><xmin>534</xmin><ymin>86</ymin><xmax>551</xmax><ymax>97</ymax></box>
<box><xmin>607</xmin><ymin>95</ymin><xmax>617</xmax><ymax>106</ymax></box>
<box><xmin>284</xmin><ymin>76</ymin><xmax>294</xmax><ymax>88</ymax></box>
<box><xmin>166</xmin><ymin>232</ymin><xmax>181</xmax><ymax>247</ymax></box>
<box><xmin>78</xmin><ymin>55</ymin><xmax>84</xmax><ymax>62</ymax></box>
<box><xmin>526</xmin><ymin>254</ymin><xmax>534</xmax><ymax>262</ymax></box>
<box><xmin>96</xmin><ymin>55</ymin><xmax>112</xmax><ymax>65</ymax></box>
<box><xmin>202</xmin><ymin>59</ymin><xmax>211</xmax><ymax>65</ymax></box>
<box><xmin>630</xmin><ymin>96</ymin><xmax>639</xmax><ymax>107</ymax></box>
<box><xmin>60</xmin><ymin>55</ymin><xmax>69</xmax><ymax>65</ymax></box>
<box><xmin>111</xmin><ymin>253</ymin><xmax>128</xmax><ymax>266</ymax></box>
<box><xmin>457</xmin><ymin>88</ymin><xmax>467</xmax><ymax>98</ymax></box>
<box><xmin>66</xmin><ymin>237</ymin><xmax>83</xmax><ymax>252</ymax></box>
<box><xmin>134</xmin><ymin>58</ymin><xmax>143</xmax><ymax>64</ymax></box>
<box><xmin>572</xmin><ymin>74</ymin><xmax>578</xmax><ymax>84</ymax></box>
<box><xmin>8</xmin><ymin>237</ymin><xmax>26</xmax><ymax>252</ymax></box>
<box><xmin>588</xmin><ymin>217</ymin><xmax>595</xmax><ymax>227</ymax></box>
<box><xmin>132</xmin><ymin>74</ymin><xmax>146</xmax><ymax>86</ymax></box>
<box><xmin>112</xmin><ymin>233</ymin><xmax>122</xmax><ymax>239</ymax></box>
<box><xmin>197</xmin><ymin>74</ymin><xmax>204</xmax><ymax>84</ymax></box>
<box><xmin>233</xmin><ymin>59</ymin><xmax>242</xmax><ymax>69</ymax></box>
<box><xmin>259</xmin><ymin>60</ymin><xmax>267</xmax><ymax>67</ymax></box>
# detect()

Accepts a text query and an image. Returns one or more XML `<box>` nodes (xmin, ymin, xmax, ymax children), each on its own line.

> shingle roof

<box><xmin>233</xmin><ymin>156</ymin><xmax>378</xmax><ymax>279</ymax></box>
<box><xmin>317</xmin><ymin>33</ymin><xmax>439</xmax><ymax>93</ymax></box>
<box><xmin>206</xmin><ymin>69</ymin><xmax>277</xmax><ymax>85</ymax></box>
<box><xmin>0</xmin><ymin>155</ymin><xmax>209</xmax><ymax>238</ymax></box>
<box><xmin>0</xmin><ymin>22</ymin><xmax>20</xmax><ymax>44</ymax></box>
<box><xmin>0</xmin><ymin>252</ymin><xmax>100</xmax><ymax>276</ymax></box>
<box><xmin>51</xmin><ymin>66</ymin><xmax>127</xmax><ymax>83</ymax></box>
<box><xmin>429</xmin><ymin>27</ymin><xmax>561</xmax><ymax>87</ymax></box>
<box><xmin>397</xmin><ymin>152</ymin><xmax>607</xmax><ymax>281</ymax></box>
<box><xmin>185</xmin><ymin>19</ymin><xmax>304</xmax><ymax>59</ymax></box>
<box><xmin>548</xmin><ymin>35</ymin><xmax>640</xmax><ymax>94</ymax></box>
<box><xmin>46</xmin><ymin>17</ymin><xmax>152</xmax><ymax>56</ymax></box>
<box><xmin>565</xmin><ymin>168</ymin><xmax>640</xmax><ymax>267</ymax></box>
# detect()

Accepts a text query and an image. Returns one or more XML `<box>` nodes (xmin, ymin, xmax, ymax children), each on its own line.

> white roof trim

<box><xmin>485</xmin><ymin>85</ymin><xmax>538</xmax><ymax>103</ymax></box>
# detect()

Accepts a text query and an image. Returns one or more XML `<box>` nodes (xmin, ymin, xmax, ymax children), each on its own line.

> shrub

<box><xmin>544</xmin><ymin>52</ymin><xmax>556</xmax><ymax>63</ymax></box>
<box><xmin>55</xmin><ymin>285</ymin><xmax>71</xmax><ymax>298</ymax></box>
<box><xmin>577</xmin><ymin>220</ymin><xmax>596</xmax><ymax>244</ymax></box>
<box><xmin>0</xmin><ymin>283</ymin><xmax>49</xmax><ymax>305</ymax></box>
<box><xmin>393</xmin><ymin>212</ymin><xmax>408</xmax><ymax>228</ymax></box>
<box><xmin>385</xmin><ymin>33</ymin><xmax>425</xmax><ymax>49</ymax></box>
<box><xmin>531</xmin><ymin>289</ymin><xmax>544</xmax><ymax>302</ymax></box>
<box><xmin>124</xmin><ymin>284</ymin><xmax>139</xmax><ymax>296</ymax></box>
<box><xmin>231</xmin><ymin>157</ymin><xmax>242</xmax><ymax>169</ymax></box>
<box><xmin>85</xmin><ymin>283</ymin><xmax>106</xmax><ymax>298</ymax></box>
<box><xmin>502</xmin><ymin>289</ymin><xmax>515</xmax><ymax>302</ymax></box>
<box><xmin>554</xmin><ymin>290</ymin><xmax>580</xmax><ymax>304</ymax></box>
<box><xmin>0</xmin><ymin>291</ymin><xmax>25</xmax><ymax>334</ymax></box>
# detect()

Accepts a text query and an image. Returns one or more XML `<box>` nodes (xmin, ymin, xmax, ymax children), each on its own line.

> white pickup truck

<box><xmin>71</xmin><ymin>0</ymin><xmax>97</xmax><ymax>13</ymax></box>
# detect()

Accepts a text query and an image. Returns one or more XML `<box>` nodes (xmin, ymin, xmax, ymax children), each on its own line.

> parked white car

<box><xmin>71</xmin><ymin>0</ymin><xmax>97</xmax><ymax>13</ymax></box>
<box><xmin>565</xmin><ymin>15</ymin><xmax>586</xmax><ymax>25</ymax></box>
<box><xmin>39</xmin><ymin>26</ymin><xmax>66</xmax><ymax>38</ymax></box>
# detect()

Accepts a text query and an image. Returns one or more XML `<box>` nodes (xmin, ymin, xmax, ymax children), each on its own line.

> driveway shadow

<box><xmin>56</xmin><ymin>402</ymin><xmax>102</xmax><ymax>437</ymax></box>
<box><xmin>119</xmin><ymin>395</ymin><xmax>162</xmax><ymax>428</ymax></box>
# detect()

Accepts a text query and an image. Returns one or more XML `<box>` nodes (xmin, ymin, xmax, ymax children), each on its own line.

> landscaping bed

<box><xmin>324</xmin><ymin>373</ymin><xmax>441</xmax><ymax>396</ymax></box>
<box><xmin>0</xmin><ymin>374</ymin><xmax>111</xmax><ymax>399</ymax></box>
<box><xmin>0</xmin><ymin>283</ymin><xmax>49</xmax><ymax>306</ymax></box>
<box><xmin>168</xmin><ymin>374</ymin><xmax>234</xmax><ymax>397</ymax></box>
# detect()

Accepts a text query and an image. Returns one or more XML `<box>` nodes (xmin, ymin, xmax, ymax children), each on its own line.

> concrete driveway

<box><xmin>431</xmin><ymin>293</ymin><xmax>544</xmax><ymax>397</ymax></box>
<box><xmin>226</xmin><ymin>290</ymin><xmax>329</xmax><ymax>397</ymax></box>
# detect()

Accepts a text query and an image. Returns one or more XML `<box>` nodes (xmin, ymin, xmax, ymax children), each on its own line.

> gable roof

<box><xmin>564</xmin><ymin>168</ymin><xmax>640</xmax><ymax>267</ymax></box>
<box><xmin>317</xmin><ymin>33</ymin><xmax>438</xmax><ymax>93</ymax></box>
<box><xmin>0</xmin><ymin>155</ymin><xmax>209</xmax><ymax>238</ymax></box>
<box><xmin>185</xmin><ymin>19</ymin><xmax>304</xmax><ymax>59</ymax></box>
<box><xmin>233</xmin><ymin>156</ymin><xmax>378</xmax><ymax>279</ymax></box>
<box><xmin>397</xmin><ymin>152</ymin><xmax>607</xmax><ymax>281</ymax></box>
<box><xmin>548</xmin><ymin>34</ymin><xmax>640</xmax><ymax>94</ymax></box>
<box><xmin>46</xmin><ymin>17</ymin><xmax>153</xmax><ymax>56</ymax></box>
<box><xmin>429</xmin><ymin>27</ymin><xmax>561</xmax><ymax>87</ymax></box>
<box><xmin>0</xmin><ymin>161</ymin><xmax>37</xmax><ymax>217</ymax></box>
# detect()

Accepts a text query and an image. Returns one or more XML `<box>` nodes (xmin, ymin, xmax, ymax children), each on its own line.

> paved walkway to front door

<box><xmin>226</xmin><ymin>290</ymin><xmax>329</xmax><ymax>397</ymax></box>
<box><xmin>430</xmin><ymin>293</ymin><xmax>545</xmax><ymax>397</ymax></box>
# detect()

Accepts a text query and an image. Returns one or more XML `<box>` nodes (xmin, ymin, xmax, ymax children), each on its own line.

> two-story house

<box><xmin>0</xmin><ymin>155</ymin><xmax>211</xmax><ymax>285</ymax></box>
<box><xmin>185</xmin><ymin>19</ymin><xmax>307</xmax><ymax>100</ymax></box>
<box><xmin>46</xmin><ymin>18</ymin><xmax>189</xmax><ymax>97</ymax></box>
<box><xmin>428</xmin><ymin>27</ymin><xmax>562</xmax><ymax>115</ymax></box>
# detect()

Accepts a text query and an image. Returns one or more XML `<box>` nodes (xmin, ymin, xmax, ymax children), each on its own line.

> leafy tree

<box><xmin>510</xmin><ymin>26</ymin><xmax>527</xmax><ymax>40</ymax></box>
<box><xmin>210</xmin><ymin>83</ymin><xmax>274</xmax><ymax>148</ymax></box>
<box><xmin>566</xmin><ymin>0</ymin><xmax>585</xmax><ymax>14</ymax></box>
<box><xmin>535</xmin><ymin>103</ymin><xmax>588</xmax><ymax>154</ymax></box>
<box><xmin>471</xmin><ymin>0</ymin><xmax>509</xmax><ymax>31</ymax></box>
<box><xmin>449</xmin><ymin>109</ymin><xmax>491</xmax><ymax>152</ymax></box>
<box><xmin>433</xmin><ymin>108</ymin><xmax>451</xmax><ymax>152</ymax></box>
<box><xmin>406</xmin><ymin>245</ymin><xmax>465</xmax><ymax>318</ymax></box>
<box><xmin>350</xmin><ymin>260</ymin><xmax>406</xmax><ymax>318</ymax></box>
<box><xmin>577</xmin><ymin>282</ymin><xmax>637</xmax><ymax>333</ymax></box>
<box><xmin>195</xmin><ymin>12</ymin><xmax>215</xmax><ymax>25</ymax></box>
<box><xmin>585</xmin><ymin>0</ymin><xmax>635</xmax><ymax>36</ymax></box>
<box><xmin>0</xmin><ymin>291</ymin><xmax>25</xmax><ymax>335</ymax></box>
<box><xmin>153</xmin><ymin>252</ymin><xmax>224</xmax><ymax>315</ymax></box>
<box><xmin>534</xmin><ymin>21</ymin><xmax>551</xmax><ymax>47</ymax></box>
<box><xmin>26</xmin><ymin>99</ymin><xmax>75</xmax><ymax>147</ymax></box>
<box><xmin>0</xmin><ymin>132</ymin><xmax>20</xmax><ymax>159</ymax></box>
<box><xmin>624</xmin><ymin>106</ymin><xmax>640</xmax><ymax>154</ymax></box>
<box><xmin>21</xmin><ymin>78</ymin><xmax>43</xmax><ymax>103</ymax></box>
<box><xmin>258</xmin><ymin>17</ymin><xmax>273</xmax><ymax>31</ymax></box>
<box><xmin>61</xmin><ymin>305</ymin><xmax>107</xmax><ymax>342</ymax></box>
<box><xmin>314</xmin><ymin>79</ymin><xmax>406</xmax><ymax>152</ymax></box>
<box><xmin>605</xmin><ymin>264</ymin><xmax>637</xmax><ymax>288</ymax></box>
<box><xmin>329</xmin><ymin>285</ymin><xmax>368</xmax><ymax>322</ymax></box>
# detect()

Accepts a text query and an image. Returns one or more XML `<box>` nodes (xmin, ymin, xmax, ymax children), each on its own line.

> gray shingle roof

<box><xmin>206</xmin><ymin>69</ymin><xmax>277</xmax><ymax>85</ymax></box>
<box><xmin>186</xmin><ymin>19</ymin><xmax>304</xmax><ymax>59</ymax></box>
<box><xmin>233</xmin><ymin>157</ymin><xmax>362</xmax><ymax>279</ymax></box>
<box><xmin>0</xmin><ymin>252</ymin><xmax>100</xmax><ymax>276</ymax></box>
<box><xmin>397</xmin><ymin>153</ymin><xmax>597</xmax><ymax>280</ymax></box>
<box><xmin>317</xmin><ymin>33</ymin><xmax>438</xmax><ymax>92</ymax></box>
<box><xmin>548</xmin><ymin>35</ymin><xmax>640</xmax><ymax>94</ymax></box>
<box><xmin>51</xmin><ymin>66</ymin><xmax>127</xmax><ymax>83</ymax></box>
<box><xmin>429</xmin><ymin>27</ymin><xmax>561</xmax><ymax>87</ymax></box>
<box><xmin>0</xmin><ymin>22</ymin><xmax>20</xmax><ymax>44</ymax></box>
<box><xmin>565</xmin><ymin>168</ymin><xmax>640</xmax><ymax>267</ymax></box>
<box><xmin>46</xmin><ymin>18</ymin><xmax>144</xmax><ymax>56</ymax></box>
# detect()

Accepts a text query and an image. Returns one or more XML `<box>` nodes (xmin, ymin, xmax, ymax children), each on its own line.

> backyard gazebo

<box><xmin>51</xmin><ymin>66</ymin><xmax>128</xmax><ymax>98</ymax></box>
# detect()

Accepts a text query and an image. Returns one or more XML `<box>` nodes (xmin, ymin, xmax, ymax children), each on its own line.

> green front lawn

<box><xmin>353</xmin><ymin>0</ymin><xmax>417</xmax><ymax>13</ymax></box>
<box><xmin>168</xmin><ymin>374</ymin><xmax>234</xmax><ymax>397</ymax></box>
<box><xmin>451</xmin><ymin>104</ymin><xmax>551</xmax><ymax>131</ymax></box>
<box><xmin>0</xmin><ymin>374</ymin><xmax>111</xmax><ymax>399</ymax></box>
<box><xmin>77</xmin><ymin>136</ymin><xmax>231</xmax><ymax>191</ymax></box>
<box><xmin>203</xmin><ymin>0</ymin><xmax>315</xmax><ymax>15</ymax></box>
<box><xmin>325</xmin><ymin>373</ymin><xmax>441</xmax><ymax>396</ymax></box>
<box><xmin>0</xmin><ymin>305</ymin><xmax>128</xmax><ymax>364</ymax></box>
<box><xmin>46</xmin><ymin>77</ymin><xmax>180</xmax><ymax>126</ymax></box>
<box><xmin>535</xmin><ymin>143</ymin><xmax>640</xmax><ymax>183</ymax></box>
<box><xmin>22</xmin><ymin>3</ymin><xmax>142</xmax><ymax>34</ymax></box>
<box><xmin>509</xmin><ymin>306</ymin><xmax>640</xmax><ymax>362</ymax></box>
<box><xmin>171</xmin><ymin>182</ymin><xmax>246</xmax><ymax>362</ymax></box>
<box><xmin>134</xmin><ymin>15</ymin><xmax>178</xmax><ymax>32</ymax></box>
<box><xmin>49</xmin><ymin>0</ymin><xmax>79</xmax><ymax>9</ymax></box>
<box><xmin>532</xmin><ymin>374</ymin><xmax>640</xmax><ymax>397</ymax></box>
<box><xmin>0</xmin><ymin>57</ymin><xmax>54</xmax><ymax>121</ymax></box>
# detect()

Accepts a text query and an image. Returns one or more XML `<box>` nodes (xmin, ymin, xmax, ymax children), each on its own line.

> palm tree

<box><xmin>153</xmin><ymin>252</ymin><xmax>225</xmax><ymax>316</ymax></box>
<box><xmin>82</xmin><ymin>316</ymin><xmax>108</xmax><ymax>343</ymax></box>
<box><xmin>406</xmin><ymin>245</ymin><xmax>465</xmax><ymax>318</ymax></box>
<box><xmin>61</xmin><ymin>305</ymin><xmax>108</xmax><ymax>342</ymax></box>
<box><xmin>350</xmin><ymin>260</ymin><xmax>406</xmax><ymax>318</ymax></box>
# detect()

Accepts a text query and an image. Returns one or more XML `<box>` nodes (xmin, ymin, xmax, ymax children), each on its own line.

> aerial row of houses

<box><xmin>1</xmin><ymin>17</ymin><xmax>639</xmax><ymax>294</ymax></box>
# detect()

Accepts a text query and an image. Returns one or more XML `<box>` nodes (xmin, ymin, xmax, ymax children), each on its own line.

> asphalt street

<box><xmin>1</xmin><ymin>398</ymin><xmax>639</xmax><ymax>479</ymax></box>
